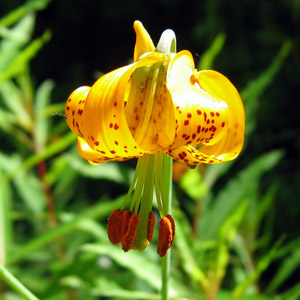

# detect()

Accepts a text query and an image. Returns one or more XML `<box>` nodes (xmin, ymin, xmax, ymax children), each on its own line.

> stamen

<box><xmin>121</xmin><ymin>212</ymin><xmax>140</xmax><ymax>252</ymax></box>
<box><xmin>165</xmin><ymin>214</ymin><xmax>175</xmax><ymax>246</ymax></box>
<box><xmin>157</xmin><ymin>214</ymin><xmax>175</xmax><ymax>257</ymax></box>
<box><xmin>121</xmin><ymin>210</ymin><xmax>133</xmax><ymax>237</ymax></box>
<box><xmin>147</xmin><ymin>211</ymin><xmax>155</xmax><ymax>242</ymax></box>
<box><xmin>107</xmin><ymin>209</ymin><xmax>123</xmax><ymax>245</ymax></box>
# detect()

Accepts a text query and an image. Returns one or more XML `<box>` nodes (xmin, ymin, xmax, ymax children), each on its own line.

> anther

<box><xmin>147</xmin><ymin>211</ymin><xmax>155</xmax><ymax>243</ymax></box>
<box><xmin>157</xmin><ymin>214</ymin><xmax>175</xmax><ymax>257</ymax></box>
<box><xmin>121</xmin><ymin>212</ymin><xmax>140</xmax><ymax>252</ymax></box>
<box><xmin>121</xmin><ymin>210</ymin><xmax>133</xmax><ymax>238</ymax></box>
<box><xmin>107</xmin><ymin>209</ymin><xmax>123</xmax><ymax>245</ymax></box>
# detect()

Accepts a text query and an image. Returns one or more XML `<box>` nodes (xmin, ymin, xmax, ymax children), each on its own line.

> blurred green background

<box><xmin>0</xmin><ymin>0</ymin><xmax>299</xmax><ymax>299</ymax></box>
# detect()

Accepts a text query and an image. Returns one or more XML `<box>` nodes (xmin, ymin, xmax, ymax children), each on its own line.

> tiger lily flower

<box><xmin>65</xmin><ymin>21</ymin><xmax>245</xmax><ymax>256</ymax></box>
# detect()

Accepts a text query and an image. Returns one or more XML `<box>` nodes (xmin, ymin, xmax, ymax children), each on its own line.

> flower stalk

<box><xmin>161</xmin><ymin>154</ymin><xmax>173</xmax><ymax>300</ymax></box>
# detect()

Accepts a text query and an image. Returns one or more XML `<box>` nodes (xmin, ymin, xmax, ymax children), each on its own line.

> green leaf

<box><xmin>198</xmin><ymin>32</ymin><xmax>226</xmax><ymax>70</ymax></box>
<box><xmin>64</xmin><ymin>152</ymin><xmax>131</xmax><ymax>184</ymax></box>
<box><xmin>33</xmin><ymin>79</ymin><xmax>55</xmax><ymax>148</ymax></box>
<box><xmin>0</xmin><ymin>0</ymin><xmax>50</xmax><ymax>28</ymax></box>
<box><xmin>0</xmin><ymin>29</ymin><xmax>51</xmax><ymax>84</ymax></box>
<box><xmin>7</xmin><ymin>197</ymin><xmax>124</xmax><ymax>264</ymax></box>
<box><xmin>81</xmin><ymin>243</ymin><xmax>190</xmax><ymax>297</ymax></box>
<box><xmin>173</xmin><ymin>209</ymin><xmax>209</xmax><ymax>290</ymax></box>
<box><xmin>229</xmin><ymin>238</ymin><xmax>283</xmax><ymax>300</ymax></box>
<box><xmin>179</xmin><ymin>168</ymin><xmax>208</xmax><ymax>200</ymax></box>
<box><xmin>266</xmin><ymin>247</ymin><xmax>300</xmax><ymax>293</ymax></box>
<box><xmin>6</xmin><ymin>131</ymin><xmax>76</xmax><ymax>181</ymax></box>
<box><xmin>0</xmin><ymin>79</ymin><xmax>31</xmax><ymax>130</ymax></box>
<box><xmin>241</xmin><ymin>40</ymin><xmax>292</xmax><ymax>139</ymax></box>
<box><xmin>0</xmin><ymin>167</ymin><xmax>13</xmax><ymax>265</ymax></box>
<box><xmin>0</xmin><ymin>13</ymin><xmax>35</xmax><ymax>70</ymax></box>
<box><xmin>200</xmin><ymin>150</ymin><xmax>283</xmax><ymax>240</ymax></box>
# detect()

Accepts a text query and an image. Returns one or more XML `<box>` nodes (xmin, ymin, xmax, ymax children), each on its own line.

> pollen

<box><xmin>107</xmin><ymin>209</ymin><xmax>123</xmax><ymax>244</ymax></box>
<box><xmin>147</xmin><ymin>211</ymin><xmax>155</xmax><ymax>242</ymax></box>
<box><xmin>121</xmin><ymin>212</ymin><xmax>140</xmax><ymax>252</ymax></box>
<box><xmin>157</xmin><ymin>214</ymin><xmax>175</xmax><ymax>257</ymax></box>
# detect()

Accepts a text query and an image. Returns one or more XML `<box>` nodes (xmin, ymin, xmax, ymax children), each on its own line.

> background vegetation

<box><xmin>0</xmin><ymin>0</ymin><xmax>299</xmax><ymax>299</ymax></box>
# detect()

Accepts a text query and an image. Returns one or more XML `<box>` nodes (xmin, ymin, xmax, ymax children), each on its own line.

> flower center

<box><xmin>107</xmin><ymin>153</ymin><xmax>175</xmax><ymax>256</ymax></box>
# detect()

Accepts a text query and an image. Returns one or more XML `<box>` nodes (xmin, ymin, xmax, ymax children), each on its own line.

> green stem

<box><xmin>161</xmin><ymin>154</ymin><xmax>172</xmax><ymax>300</ymax></box>
<box><xmin>0</xmin><ymin>264</ymin><xmax>40</xmax><ymax>300</ymax></box>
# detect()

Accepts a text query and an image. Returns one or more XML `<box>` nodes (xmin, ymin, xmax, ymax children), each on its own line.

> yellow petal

<box><xmin>165</xmin><ymin>145</ymin><xmax>222</xmax><ymax>165</ymax></box>
<box><xmin>165</xmin><ymin>51</ymin><xmax>245</xmax><ymax>164</ymax></box>
<box><xmin>125</xmin><ymin>53</ymin><xmax>174</xmax><ymax>151</ymax></box>
<box><xmin>79</xmin><ymin>53</ymin><xmax>164</xmax><ymax>164</ymax></box>
<box><xmin>65</xmin><ymin>86</ymin><xmax>90</xmax><ymax>138</ymax></box>
<box><xmin>195</xmin><ymin>70</ymin><xmax>245</xmax><ymax>161</ymax></box>
<box><xmin>166</xmin><ymin>51</ymin><xmax>229</xmax><ymax>150</ymax></box>
<box><xmin>133</xmin><ymin>21</ymin><xmax>155</xmax><ymax>62</ymax></box>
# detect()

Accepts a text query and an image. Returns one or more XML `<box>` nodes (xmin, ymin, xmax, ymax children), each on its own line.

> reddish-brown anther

<box><xmin>165</xmin><ymin>214</ymin><xmax>175</xmax><ymax>246</ymax></box>
<box><xmin>147</xmin><ymin>211</ymin><xmax>155</xmax><ymax>242</ymax></box>
<box><xmin>107</xmin><ymin>209</ymin><xmax>123</xmax><ymax>244</ymax></box>
<box><xmin>121</xmin><ymin>210</ymin><xmax>133</xmax><ymax>237</ymax></box>
<box><xmin>157</xmin><ymin>214</ymin><xmax>175</xmax><ymax>257</ymax></box>
<box><xmin>121</xmin><ymin>212</ymin><xmax>140</xmax><ymax>252</ymax></box>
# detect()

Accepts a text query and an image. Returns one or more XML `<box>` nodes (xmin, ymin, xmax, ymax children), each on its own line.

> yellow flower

<box><xmin>65</xmin><ymin>21</ymin><xmax>245</xmax><ymax>256</ymax></box>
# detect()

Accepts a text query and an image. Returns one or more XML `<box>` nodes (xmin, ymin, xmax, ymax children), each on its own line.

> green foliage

<box><xmin>0</xmin><ymin>2</ymin><xmax>298</xmax><ymax>300</ymax></box>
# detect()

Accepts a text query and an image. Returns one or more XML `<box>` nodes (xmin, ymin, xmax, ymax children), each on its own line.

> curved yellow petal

<box><xmin>195</xmin><ymin>70</ymin><xmax>245</xmax><ymax>161</ymax></box>
<box><xmin>65</xmin><ymin>86</ymin><xmax>91</xmax><ymax>138</ymax></box>
<box><xmin>165</xmin><ymin>145</ymin><xmax>222</xmax><ymax>165</ymax></box>
<box><xmin>133</xmin><ymin>21</ymin><xmax>155</xmax><ymax>62</ymax></box>
<box><xmin>125</xmin><ymin>53</ymin><xmax>175</xmax><ymax>151</ymax></box>
<box><xmin>166</xmin><ymin>51</ymin><xmax>229</xmax><ymax>150</ymax></box>
<box><xmin>165</xmin><ymin>50</ymin><xmax>244</xmax><ymax>164</ymax></box>
<box><xmin>77</xmin><ymin>53</ymin><xmax>165</xmax><ymax>164</ymax></box>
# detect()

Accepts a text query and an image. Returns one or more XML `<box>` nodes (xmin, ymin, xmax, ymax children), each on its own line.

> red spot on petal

<box><xmin>197</xmin><ymin>109</ymin><xmax>202</xmax><ymax>115</ymax></box>
<box><xmin>210</xmin><ymin>112</ymin><xmax>215</xmax><ymax>117</ymax></box>
<box><xmin>222</xmin><ymin>122</ymin><xmax>225</xmax><ymax>127</ymax></box>
<box><xmin>187</xmin><ymin>113</ymin><xmax>192</xmax><ymax>118</ymax></box>
<box><xmin>184</xmin><ymin>120</ymin><xmax>189</xmax><ymax>126</ymax></box>
<box><xmin>110</xmin><ymin>150</ymin><xmax>116</xmax><ymax>154</ymax></box>
<box><xmin>114</xmin><ymin>141</ymin><xmax>119</xmax><ymax>145</ymax></box>
<box><xmin>114</xmin><ymin>123</ymin><xmax>119</xmax><ymax>130</ymax></box>
<box><xmin>94</xmin><ymin>141</ymin><xmax>99</xmax><ymax>146</ymax></box>
<box><xmin>109</xmin><ymin>123</ymin><xmax>113</xmax><ymax>128</ymax></box>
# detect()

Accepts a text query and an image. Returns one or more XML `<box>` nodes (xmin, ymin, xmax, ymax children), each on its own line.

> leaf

<box><xmin>198</xmin><ymin>32</ymin><xmax>226</xmax><ymax>70</ymax></box>
<box><xmin>7</xmin><ymin>197</ymin><xmax>124</xmax><ymax>264</ymax></box>
<box><xmin>0</xmin><ymin>79</ymin><xmax>31</xmax><ymax>130</ymax></box>
<box><xmin>0</xmin><ymin>13</ymin><xmax>35</xmax><ymax>70</ymax></box>
<box><xmin>64</xmin><ymin>152</ymin><xmax>131</xmax><ymax>184</ymax></box>
<box><xmin>173</xmin><ymin>210</ymin><xmax>209</xmax><ymax>290</ymax></box>
<box><xmin>81</xmin><ymin>243</ymin><xmax>190</xmax><ymax>297</ymax></box>
<box><xmin>0</xmin><ymin>167</ymin><xmax>13</xmax><ymax>265</ymax></box>
<box><xmin>179</xmin><ymin>168</ymin><xmax>208</xmax><ymax>200</ymax></box>
<box><xmin>0</xmin><ymin>0</ymin><xmax>50</xmax><ymax>28</ymax></box>
<box><xmin>200</xmin><ymin>150</ymin><xmax>283</xmax><ymax>240</ymax></box>
<box><xmin>33</xmin><ymin>79</ymin><xmax>55</xmax><ymax>149</ymax></box>
<box><xmin>0</xmin><ymin>29</ymin><xmax>51</xmax><ymax>84</ymax></box>
<box><xmin>0</xmin><ymin>152</ymin><xmax>45</xmax><ymax>213</ymax></box>
<box><xmin>266</xmin><ymin>247</ymin><xmax>300</xmax><ymax>293</ymax></box>
<box><xmin>6</xmin><ymin>131</ymin><xmax>77</xmax><ymax>180</ymax></box>
<box><xmin>229</xmin><ymin>238</ymin><xmax>283</xmax><ymax>300</ymax></box>
<box><xmin>241</xmin><ymin>40</ymin><xmax>292</xmax><ymax>139</ymax></box>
